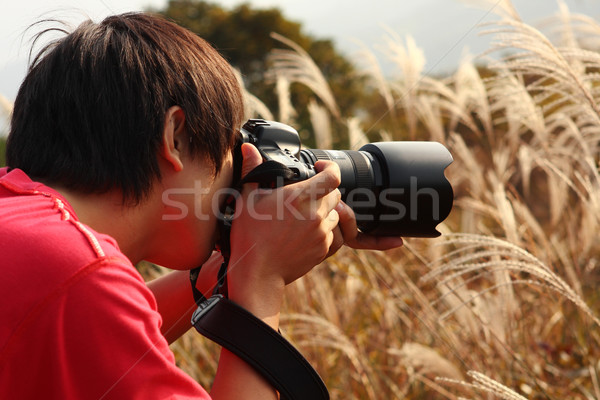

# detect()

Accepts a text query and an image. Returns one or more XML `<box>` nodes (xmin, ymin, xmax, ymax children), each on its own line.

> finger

<box><xmin>292</xmin><ymin>160</ymin><xmax>341</xmax><ymax>199</ymax></box>
<box><xmin>325</xmin><ymin>225</ymin><xmax>345</xmax><ymax>258</ymax></box>
<box><xmin>240</xmin><ymin>143</ymin><xmax>263</xmax><ymax>179</ymax></box>
<box><xmin>313</xmin><ymin>189</ymin><xmax>342</xmax><ymax>220</ymax></box>
<box><xmin>326</xmin><ymin>208</ymin><xmax>341</xmax><ymax>251</ymax></box>
<box><xmin>326</xmin><ymin>207</ymin><xmax>340</xmax><ymax>229</ymax></box>
<box><xmin>336</xmin><ymin>201</ymin><xmax>359</xmax><ymax>243</ymax></box>
<box><xmin>313</xmin><ymin>160</ymin><xmax>338</xmax><ymax>174</ymax></box>
<box><xmin>315</xmin><ymin>207</ymin><xmax>340</xmax><ymax>235</ymax></box>
<box><xmin>348</xmin><ymin>234</ymin><xmax>404</xmax><ymax>251</ymax></box>
<box><xmin>336</xmin><ymin>202</ymin><xmax>404</xmax><ymax>250</ymax></box>
<box><xmin>238</xmin><ymin>143</ymin><xmax>265</xmax><ymax>200</ymax></box>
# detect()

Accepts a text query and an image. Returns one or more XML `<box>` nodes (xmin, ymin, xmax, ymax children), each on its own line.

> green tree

<box><xmin>157</xmin><ymin>0</ymin><xmax>366</xmax><ymax>148</ymax></box>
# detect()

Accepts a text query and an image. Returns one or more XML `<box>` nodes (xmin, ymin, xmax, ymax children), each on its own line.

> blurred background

<box><xmin>1</xmin><ymin>1</ymin><xmax>597</xmax><ymax>101</ymax></box>
<box><xmin>0</xmin><ymin>0</ymin><xmax>597</xmax><ymax>139</ymax></box>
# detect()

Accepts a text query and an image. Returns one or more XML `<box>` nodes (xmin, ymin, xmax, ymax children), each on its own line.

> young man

<box><xmin>0</xmin><ymin>12</ymin><xmax>402</xmax><ymax>399</ymax></box>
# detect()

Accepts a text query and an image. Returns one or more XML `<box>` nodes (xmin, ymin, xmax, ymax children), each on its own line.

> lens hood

<box><xmin>357</xmin><ymin>142</ymin><xmax>454</xmax><ymax>237</ymax></box>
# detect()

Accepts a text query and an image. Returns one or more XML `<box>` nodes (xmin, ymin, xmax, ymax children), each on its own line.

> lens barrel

<box><xmin>300</xmin><ymin>142</ymin><xmax>453</xmax><ymax>237</ymax></box>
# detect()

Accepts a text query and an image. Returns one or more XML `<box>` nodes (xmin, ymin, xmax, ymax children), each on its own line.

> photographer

<box><xmin>0</xmin><ymin>12</ymin><xmax>403</xmax><ymax>400</ymax></box>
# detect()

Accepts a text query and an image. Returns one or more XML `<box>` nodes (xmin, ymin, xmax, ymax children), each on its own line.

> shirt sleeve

<box><xmin>26</xmin><ymin>258</ymin><xmax>213</xmax><ymax>400</ymax></box>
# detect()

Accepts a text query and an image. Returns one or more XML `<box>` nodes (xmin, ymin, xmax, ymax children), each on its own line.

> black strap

<box><xmin>236</xmin><ymin>159</ymin><xmax>297</xmax><ymax>188</ymax></box>
<box><xmin>190</xmin><ymin>160</ymin><xmax>329</xmax><ymax>400</ymax></box>
<box><xmin>192</xmin><ymin>295</ymin><xmax>329</xmax><ymax>400</ymax></box>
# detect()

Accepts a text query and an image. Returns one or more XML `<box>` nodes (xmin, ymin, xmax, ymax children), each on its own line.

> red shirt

<box><xmin>0</xmin><ymin>167</ymin><xmax>211</xmax><ymax>399</ymax></box>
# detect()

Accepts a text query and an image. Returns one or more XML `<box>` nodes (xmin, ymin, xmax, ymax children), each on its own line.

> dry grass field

<box><xmin>140</xmin><ymin>1</ymin><xmax>600</xmax><ymax>398</ymax></box>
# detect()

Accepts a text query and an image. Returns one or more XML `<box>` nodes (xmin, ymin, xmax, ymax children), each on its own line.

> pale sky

<box><xmin>0</xmin><ymin>0</ymin><xmax>598</xmax><ymax>104</ymax></box>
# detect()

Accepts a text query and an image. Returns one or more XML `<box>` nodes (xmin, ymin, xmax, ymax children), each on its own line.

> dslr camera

<box><xmin>234</xmin><ymin>119</ymin><xmax>453</xmax><ymax>237</ymax></box>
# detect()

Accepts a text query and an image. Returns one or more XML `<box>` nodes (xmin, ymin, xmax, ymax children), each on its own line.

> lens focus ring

<box><xmin>346</xmin><ymin>151</ymin><xmax>374</xmax><ymax>191</ymax></box>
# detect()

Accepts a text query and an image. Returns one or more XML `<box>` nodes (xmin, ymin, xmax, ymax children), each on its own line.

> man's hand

<box><xmin>226</xmin><ymin>144</ymin><xmax>403</xmax><ymax>302</ymax></box>
<box><xmin>227</xmin><ymin>144</ymin><xmax>344</xmax><ymax>308</ymax></box>
<box><xmin>335</xmin><ymin>201</ymin><xmax>404</xmax><ymax>250</ymax></box>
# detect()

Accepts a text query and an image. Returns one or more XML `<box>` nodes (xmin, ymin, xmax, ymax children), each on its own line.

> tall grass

<box><xmin>0</xmin><ymin>94</ymin><xmax>11</xmax><ymax>165</ymax></box>
<box><xmin>155</xmin><ymin>1</ymin><xmax>600</xmax><ymax>398</ymax></box>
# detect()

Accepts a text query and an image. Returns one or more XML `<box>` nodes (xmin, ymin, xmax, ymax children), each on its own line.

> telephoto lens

<box><xmin>237</xmin><ymin>119</ymin><xmax>454</xmax><ymax>237</ymax></box>
<box><xmin>300</xmin><ymin>142</ymin><xmax>453</xmax><ymax>237</ymax></box>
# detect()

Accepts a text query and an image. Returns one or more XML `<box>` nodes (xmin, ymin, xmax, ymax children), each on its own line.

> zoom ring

<box><xmin>309</xmin><ymin>149</ymin><xmax>331</xmax><ymax>161</ymax></box>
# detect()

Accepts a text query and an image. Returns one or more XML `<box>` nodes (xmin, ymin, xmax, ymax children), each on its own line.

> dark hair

<box><xmin>7</xmin><ymin>12</ymin><xmax>244</xmax><ymax>204</ymax></box>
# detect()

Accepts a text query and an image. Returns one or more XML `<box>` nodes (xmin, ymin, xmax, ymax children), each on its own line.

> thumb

<box><xmin>240</xmin><ymin>143</ymin><xmax>263</xmax><ymax>179</ymax></box>
<box><xmin>294</xmin><ymin>160</ymin><xmax>341</xmax><ymax>199</ymax></box>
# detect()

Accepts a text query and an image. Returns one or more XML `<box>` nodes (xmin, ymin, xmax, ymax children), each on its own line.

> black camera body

<box><xmin>237</xmin><ymin>119</ymin><xmax>454</xmax><ymax>237</ymax></box>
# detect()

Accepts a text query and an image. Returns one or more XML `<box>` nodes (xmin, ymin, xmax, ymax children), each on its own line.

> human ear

<box><xmin>161</xmin><ymin>106</ymin><xmax>186</xmax><ymax>172</ymax></box>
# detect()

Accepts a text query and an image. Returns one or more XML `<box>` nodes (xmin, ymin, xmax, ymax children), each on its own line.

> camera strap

<box><xmin>189</xmin><ymin>160</ymin><xmax>330</xmax><ymax>400</ymax></box>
